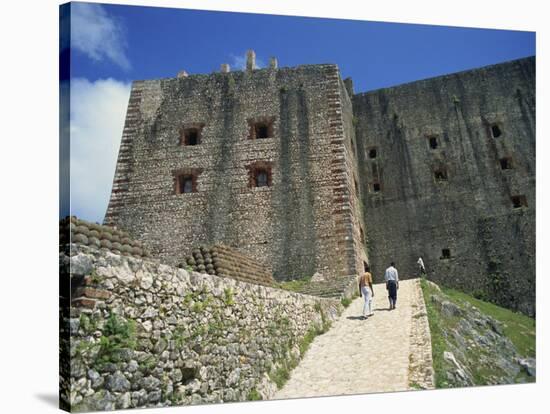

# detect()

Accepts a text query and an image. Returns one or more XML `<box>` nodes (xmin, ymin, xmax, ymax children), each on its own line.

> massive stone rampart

<box><xmin>353</xmin><ymin>57</ymin><xmax>535</xmax><ymax>315</ymax></box>
<box><xmin>60</xmin><ymin>245</ymin><xmax>340</xmax><ymax>411</ymax></box>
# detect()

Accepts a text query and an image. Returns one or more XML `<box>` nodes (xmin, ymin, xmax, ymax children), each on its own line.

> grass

<box><xmin>420</xmin><ymin>279</ymin><xmax>448</xmax><ymax>388</ymax></box>
<box><xmin>340</xmin><ymin>297</ymin><xmax>352</xmax><ymax>308</ymax></box>
<box><xmin>443</xmin><ymin>288</ymin><xmax>535</xmax><ymax>358</ymax></box>
<box><xmin>277</xmin><ymin>276</ymin><xmax>311</xmax><ymax>292</ymax></box>
<box><xmin>420</xmin><ymin>279</ymin><xmax>536</xmax><ymax>388</ymax></box>
<box><xmin>247</xmin><ymin>388</ymin><xmax>262</xmax><ymax>401</ymax></box>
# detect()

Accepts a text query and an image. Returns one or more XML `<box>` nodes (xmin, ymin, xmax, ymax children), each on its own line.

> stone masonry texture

<box><xmin>353</xmin><ymin>57</ymin><xmax>535</xmax><ymax>315</ymax></box>
<box><xmin>104</xmin><ymin>55</ymin><xmax>535</xmax><ymax>315</ymax></box>
<box><xmin>61</xmin><ymin>244</ymin><xmax>340</xmax><ymax>411</ymax></box>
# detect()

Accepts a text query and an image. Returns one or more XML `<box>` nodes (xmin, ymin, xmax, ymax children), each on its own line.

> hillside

<box><xmin>420</xmin><ymin>279</ymin><xmax>536</xmax><ymax>388</ymax></box>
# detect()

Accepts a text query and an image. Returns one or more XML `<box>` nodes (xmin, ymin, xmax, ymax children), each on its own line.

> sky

<box><xmin>63</xmin><ymin>2</ymin><xmax>535</xmax><ymax>223</ymax></box>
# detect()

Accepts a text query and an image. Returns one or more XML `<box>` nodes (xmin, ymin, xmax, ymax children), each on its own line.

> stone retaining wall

<box><xmin>60</xmin><ymin>245</ymin><xmax>340</xmax><ymax>411</ymax></box>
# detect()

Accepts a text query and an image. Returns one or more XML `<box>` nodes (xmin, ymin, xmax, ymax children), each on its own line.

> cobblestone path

<box><xmin>273</xmin><ymin>279</ymin><xmax>434</xmax><ymax>399</ymax></box>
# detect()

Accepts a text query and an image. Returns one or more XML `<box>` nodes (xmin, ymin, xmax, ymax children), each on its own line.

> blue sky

<box><xmin>65</xmin><ymin>2</ymin><xmax>535</xmax><ymax>223</ymax></box>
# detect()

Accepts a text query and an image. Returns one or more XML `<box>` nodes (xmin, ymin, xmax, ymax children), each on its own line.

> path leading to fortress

<box><xmin>273</xmin><ymin>278</ymin><xmax>434</xmax><ymax>399</ymax></box>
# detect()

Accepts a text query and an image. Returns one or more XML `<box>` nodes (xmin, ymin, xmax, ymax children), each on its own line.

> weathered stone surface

<box><xmin>104</xmin><ymin>61</ymin><xmax>367</xmax><ymax>282</ymax></box>
<box><xmin>354</xmin><ymin>57</ymin><xmax>535</xmax><ymax>316</ymax></box>
<box><xmin>106</xmin><ymin>371</ymin><xmax>131</xmax><ymax>393</ymax></box>
<box><xmin>65</xmin><ymin>246</ymin><xmax>340</xmax><ymax>410</ymax></box>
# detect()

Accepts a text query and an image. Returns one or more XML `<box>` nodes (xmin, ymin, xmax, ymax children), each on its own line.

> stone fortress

<box><xmin>104</xmin><ymin>51</ymin><xmax>535</xmax><ymax>316</ymax></box>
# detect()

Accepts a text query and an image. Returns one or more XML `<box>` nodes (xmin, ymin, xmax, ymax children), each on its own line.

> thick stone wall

<box><xmin>104</xmin><ymin>63</ymin><xmax>367</xmax><ymax>281</ymax></box>
<box><xmin>60</xmin><ymin>245</ymin><xmax>340</xmax><ymax>411</ymax></box>
<box><xmin>353</xmin><ymin>57</ymin><xmax>535</xmax><ymax>315</ymax></box>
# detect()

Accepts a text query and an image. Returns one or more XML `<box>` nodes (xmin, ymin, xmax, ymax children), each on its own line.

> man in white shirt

<box><xmin>417</xmin><ymin>257</ymin><xmax>426</xmax><ymax>276</ymax></box>
<box><xmin>384</xmin><ymin>262</ymin><xmax>399</xmax><ymax>310</ymax></box>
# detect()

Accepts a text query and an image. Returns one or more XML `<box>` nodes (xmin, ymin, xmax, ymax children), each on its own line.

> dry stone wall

<box><xmin>60</xmin><ymin>245</ymin><xmax>340</xmax><ymax>411</ymax></box>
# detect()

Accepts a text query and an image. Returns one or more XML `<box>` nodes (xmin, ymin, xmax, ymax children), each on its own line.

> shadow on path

<box><xmin>35</xmin><ymin>393</ymin><xmax>58</xmax><ymax>408</ymax></box>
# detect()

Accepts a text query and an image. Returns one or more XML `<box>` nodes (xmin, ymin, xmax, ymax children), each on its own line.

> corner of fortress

<box><xmin>104</xmin><ymin>52</ymin><xmax>536</xmax><ymax>316</ymax></box>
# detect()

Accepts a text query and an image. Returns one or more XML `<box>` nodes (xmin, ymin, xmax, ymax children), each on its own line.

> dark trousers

<box><xmin>387</xmin><ymin>280</ymin><xmax>397</xmax><ymax>305</ymax></box>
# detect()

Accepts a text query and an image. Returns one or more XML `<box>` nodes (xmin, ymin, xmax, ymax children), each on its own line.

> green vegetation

<box><xmin>268</xmin><ymin>305</ymin><xmax>332</xmax><ymax>389</ymax></box>
<box><xmin>340</xmin><ymin>297</ymin><xmax>352</xmax><ymax>308</ymax></box>
<box><xmin>224</xmin><ymin>287</ymin><xmax>235</xmax><ymax>306</ymax></box>
<box><xmin>270</xmin><ymin>363</ymin><xmax>293</xmax><ymax>389</ymax></box>
<box><xmin>420</xmin><ymin>279</ymin><xmax>536</xmax><ymax>388</ymax></box>
<box><xmin>443</xmin><ymin>288</ymin><xmax>535</xmax><ymax>358</ymax></box>
<box><xmin>247</xmin><ymin>388</ymin><xmax>262</xmax><ymax>401</ymax></box>
<box><xmin>299</xmin><ymin>323</ymin><xmax>329</xmax><ymax>356</ymax></box>
<box><xmin>276</xmin><ymin>276</ymin><xmax>311</xmax><ymax>292</ymax></box>
<box><xmin>420</xmin><ymin>280</ymin><xmax>449</xmax><ymax>388</ymax></box>
<box><xmin>97</xmin><ymin>314</ymin><xmax>137</xmax><ymax>364</ymax></box>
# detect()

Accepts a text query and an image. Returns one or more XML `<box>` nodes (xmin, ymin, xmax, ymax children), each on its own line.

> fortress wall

<box><xmin>353</xmin><ymin>57</ymin><xmax>535</xmax><ymax>315</ymax></box>
<box><xmin>61</xmin><ymin>245</ymin><xmax>340</xmax><ymax>411</ymax></box>
<box><xmin>105</xmin><ymin>65</ymin><xmax>361</xmax><ymax>281</ymax></box>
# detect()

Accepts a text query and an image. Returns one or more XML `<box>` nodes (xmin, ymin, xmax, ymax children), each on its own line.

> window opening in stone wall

<box><xmin>178</xmin><ymin>175</ymin><xmax>194</xmax><ymax>194</ymax></box>
<box><xmin>185</xmin><ymin>129</ymin><xmax>199</xmax><ymax>145</ymax></box>
<box><xmin>180</xmin><ymin>124</ymin><xmax>204</xmax><ymax>146</ymax></box>
<box><xmin>428</xmin><ymin>136</ymin><xmax>438</xmax><ymax>149</ymax></box>
<box><xmin>491</xmin><ymin>124</ymin><xmax>502</xmax><ymax>138</ymax></box>
<box><xmin>511</xmin><ymin>195</ymin><xmax>527</xmax><ymax>209</ymax></box>
<box><xmin>369</xmin><ymin>148</ymin><xmax>378</xmax><ymax>159</ymax></box>
<box><xmin>441</xmin><ymin>248</ymin><xmax>451</xmax><ymax>259</ymax></box>
<box><xmin>373</xmin><ymin>182</ymin><xmax>381</xmax><ymax>192</ymax></box>
<box><xmin>256</xmin><ymin>124</ymin><xmax>269</xmax><ymax>139</ymax></box>
<box><xmin>247</xmin><ymin>161</ymin><xmax>273</xmax><ymax>188</ymax></box>
<box><xmin>174</xmin><ymin>168</ymin><xmax>202</xmax><ymax>194</ymax></box>
<box><xmin>249</xmin><ymin>118</ymin><xmax>274</xmax><ymax>140</ymax></box>
<box><xmin>255</xmin><ymin>169</ymin><xmax>269</xmax><ymax>187</ymax></box>
<box><xmin>434</xmin><ymin>168</ymin><xmax>448</xmax><ymax>182</ymax></box>
<box><xmin>500</xmin><ymin>157</ymin><xmax>513</xmax><ymax>170</ymax></box>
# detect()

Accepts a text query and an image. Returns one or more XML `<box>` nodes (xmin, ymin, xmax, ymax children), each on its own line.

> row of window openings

<box><xmin>181</xmin><ymin>121</ymin><xmax>272</xmax><ymax>146</ymax></box>
<box><xmin>176</xmin><ymin>169</ymin><xmax>270</xmax><ymax>194</ymax></box>
<box><xmin>366</xmin><ymin>124</ymin><xmax>503</xmax><ymax>158</ymax></box>
<box><xmin>368</xmin><ymin>156</ymin><xmax>513</xmax><ymax>193</ymax></box>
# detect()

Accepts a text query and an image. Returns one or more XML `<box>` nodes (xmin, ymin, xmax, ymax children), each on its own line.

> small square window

<box><xmin>180</xmin><ymin>124</ymin><xmax>204</xmax><ymax>146</ymax></box>
<box><xmin>174</xmin><ymin>168</ymin><xmax>202</xmax><ymax>194</ymax></box>
<box><xmin>179</xmin><ymin>175</ymin><xmax>194</xmax><ymax>193</ymax></box>
<box><xmin>491</xmin><ymin>124</ymin><xmax>502</xmax><ymax>138</ymax></box>
<box><xmin>373</xmin><ymin>183</ymin><xmax>381</xmax><ymax>192</ymax></box>
<box><xmin>368</xmin><ymin>148</ymin><xmax>377</xmax><ymax>159</ymax></box>
<box><xmin>186</xmin><ymin>130</ymin><xmax>198</xmax><ymax>145</ymax></box>
<box><xmin>434</xmin><ymin>169</ymin><xmax>448</xmax><ymax>182</ymax></box>
<box><xmin>247</xmin><ymin>162</ymin><xmax>272</xmax><ymax>188</ymax></box>
<box><xmin>256</xmin><ymin>170</ymin><xmax>269</xmax><ymax>187</ymax></box>
<box><xmin>441</xmin><ymin>248</ymin><xmax>451</xmax><ymax>259</ymax></box>
<box><xmin>500</xmin><ymin>158</ymin><xmax>513</xmax><ymax>170</ymax></box>
<box><xmin>249</xmin><ymin>118</ymin><xmax>274</xmax><ymax>140</ymax></box>
<box><xmin>256</xmin><ymin>124</ymin><xmax>269</xmax><ymax>139</ymax></box>
<box><xmin>511</xmin><ymin>195</ymin><xmax>527</xmax><ymax>209</ymax></box>
<box><xmin>428</xmin><ymin>136</ymin><xmax>438</xmax><ymax>150</ymax></box>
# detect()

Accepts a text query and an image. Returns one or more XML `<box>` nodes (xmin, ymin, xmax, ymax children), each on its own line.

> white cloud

<box><xmin>71</xmin><ymin>3</ymin><xmax>131</xmax><ymax>70</ymax></box>
<box><xmin>229</xmin><ymin>51</ymin><xmax>266</xmax><ymax>70</ymax></box>
<box><xmin>70</xmin><ymin>78</ymin><xmax>131</xmax><ymax>223</ymax></box>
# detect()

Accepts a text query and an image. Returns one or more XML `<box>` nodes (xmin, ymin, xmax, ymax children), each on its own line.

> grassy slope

<box><xmin>420</xmin><ymin>279</ymin><xmax>536</xmax><ymax>387</ymax></box>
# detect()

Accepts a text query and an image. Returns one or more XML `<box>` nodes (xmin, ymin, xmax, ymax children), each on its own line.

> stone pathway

<box><xmin>273</xmin><ymin>279</ymin><xmax>434</xmax><ymax>399</ymax></box>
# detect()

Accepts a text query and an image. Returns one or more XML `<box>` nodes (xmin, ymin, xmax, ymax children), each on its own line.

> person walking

<box><xmin>384</xmin><ymin>262</ymin><xmax>399</xmax><ymax>310</ymax></box>
<box><xmin>358</xmin><ymin>263</ymin><xmax>375</xmax><ymax>318</ymax></box>
<box><xmin>417</xmin><ymin>257</ymin><xmax>426</xmax><ymax>277</ymax></box>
